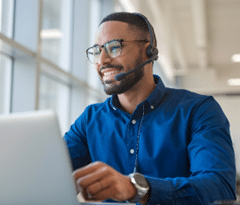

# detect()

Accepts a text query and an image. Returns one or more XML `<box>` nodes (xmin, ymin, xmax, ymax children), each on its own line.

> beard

<box><xmin>101</xmin><ymin>57</ymin><xmax>145</xmax><ymax>95</ymax></box>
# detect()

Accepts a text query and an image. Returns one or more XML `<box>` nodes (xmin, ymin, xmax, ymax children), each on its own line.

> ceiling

<box><xmin>119</xmin><ymin>0</ymin><xmax>240</xmax><ymax>94</ymax></box>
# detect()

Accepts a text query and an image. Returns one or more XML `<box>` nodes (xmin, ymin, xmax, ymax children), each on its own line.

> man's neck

<box><xmin>117</xmin><ymin>75</ymin><xmax>155</xmax><ymax>115</ymax></box>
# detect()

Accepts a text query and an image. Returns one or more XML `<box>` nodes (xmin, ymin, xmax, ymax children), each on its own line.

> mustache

<box><xmin>99</xmin><ymin>64</ymin><xmax>123</xmax><ymax>73</ymax></box>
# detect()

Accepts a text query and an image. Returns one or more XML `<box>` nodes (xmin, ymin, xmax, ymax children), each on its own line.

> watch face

<box><xmin>134</xmin><ymin>173</ymin><xmax>149</xmax><ymax>188</ymax></box>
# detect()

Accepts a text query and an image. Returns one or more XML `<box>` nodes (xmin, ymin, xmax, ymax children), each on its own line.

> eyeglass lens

<box><xmin>87</xmin><ymin>40</ymin><xmax>122</xmax><ymax>64</ymax></box>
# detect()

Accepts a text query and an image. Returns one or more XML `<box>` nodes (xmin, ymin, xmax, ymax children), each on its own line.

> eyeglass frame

<box><xmin>85</xmin><ymin>39</ymin><xmax>149</xmax><ymax>64</ymax></box>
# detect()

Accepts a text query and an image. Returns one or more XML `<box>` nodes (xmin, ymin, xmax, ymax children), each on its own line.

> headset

<box><xmin>134</xmin><ymin>13</ymin><xmax>159</xmax><ymax>60</ymax></box>
<box><xmin>115</xmin><ymin>13</ymin><xmax>159</xmax><ymax>81</ymax></box>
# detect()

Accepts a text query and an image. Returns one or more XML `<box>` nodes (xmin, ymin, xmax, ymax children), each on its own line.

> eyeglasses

<box><xmin>85</xmin><ymin>39</ymin><xmax>149</xmax><ymax>64</ymax></box>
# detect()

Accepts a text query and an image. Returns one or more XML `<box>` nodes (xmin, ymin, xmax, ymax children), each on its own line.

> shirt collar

<box><xmin>145</xmin><ymin>75</ymin><xmax>166</xmax><ymax>110</ymax></box>
<box><xmin>110</xmin><ymin>75</ymin><xmax>166</xmax><ymax>113</ymax></box>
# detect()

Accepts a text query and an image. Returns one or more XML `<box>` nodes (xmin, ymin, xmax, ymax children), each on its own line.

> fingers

<box><xmin>73</xmin><ymin>162</ymin><xmax>114</xmax><ymax>200</ymax></box>
<box><xmin>76</xmin><ymin>165</ymin><xmax>115</xmax><ymax>200</ymax></box>
<box><xmin>86</xmin><ymin>186</ymin><xmax>119</xmax><ymax>201</ymax></box>
<box><xmin>73</xmin><ymin>161</ymin><xmax>106</xmax><ymax>180</ymax></box>
<box><xmin>76</xmin><ymin>165</ymin><xmax>111</xmax><ymax>188</ymax></box>
<box><xmin>86</xmin><ymin>177</ymin><xmax>115</xmax><ymax>197</ymax></box>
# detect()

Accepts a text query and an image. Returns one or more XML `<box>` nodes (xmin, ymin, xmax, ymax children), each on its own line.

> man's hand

<box><xmin>73</xmin><ymin>161</ymin><xmax>137</xmax><ymax>202</ymax></box>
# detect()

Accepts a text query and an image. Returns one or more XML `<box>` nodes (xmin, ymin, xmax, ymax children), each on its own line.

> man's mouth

<box><xmin>101</xmin><ymin>68</ymin><xmax>122</xmax><ymax>81</ymax></box>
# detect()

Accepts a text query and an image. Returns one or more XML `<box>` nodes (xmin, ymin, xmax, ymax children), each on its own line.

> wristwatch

<box><xmin>128</xmin><ymin>173</ymin><xmax>150</xmax><ymax>204</ymax></box>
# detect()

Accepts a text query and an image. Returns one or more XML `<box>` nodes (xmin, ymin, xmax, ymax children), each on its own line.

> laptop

<box><xmin>0</xmin><ymin>110</ymin><xmax>134</xmax><ymax>205</ymax></box>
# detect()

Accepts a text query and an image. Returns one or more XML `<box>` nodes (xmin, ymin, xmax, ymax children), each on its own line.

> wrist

<box><xmin>127</xmin><ymin>177</ymin><xmax>137</xmax><ymax>200</ymax></box>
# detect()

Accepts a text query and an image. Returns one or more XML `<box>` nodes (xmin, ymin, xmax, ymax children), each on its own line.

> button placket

<box><xmin>130</xmin><ymin>118</ymin><xmax>138</xmax><ymax>155</ymax></box>
<box><xmin>127</xmin><ymin>117</ymin><xmax>139</xmax><ymax>171</ymax></box>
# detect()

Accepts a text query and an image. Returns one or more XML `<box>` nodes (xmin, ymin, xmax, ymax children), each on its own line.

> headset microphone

<box><xmin>115</xmin><ymin>55</ymin><xmax>157</xmax><ymax>81</ymax></box>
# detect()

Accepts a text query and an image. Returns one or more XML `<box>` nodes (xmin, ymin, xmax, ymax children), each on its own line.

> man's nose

<box><xmin>97</xmin><ymin>49</ymin><xmax>112</xmax><ymax>65</ymax></box>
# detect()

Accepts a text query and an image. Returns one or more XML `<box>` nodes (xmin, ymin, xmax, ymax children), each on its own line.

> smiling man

<box><xmin>64</xmin><ymin>12</ymin><xmax>236</xmax><ymax>204</ymax></box>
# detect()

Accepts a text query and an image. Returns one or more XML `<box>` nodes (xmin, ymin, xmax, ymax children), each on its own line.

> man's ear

<box><xmin>142</xmin><ymin>42</ymin><xmax>151</xmax><ymax>60</ymax></box>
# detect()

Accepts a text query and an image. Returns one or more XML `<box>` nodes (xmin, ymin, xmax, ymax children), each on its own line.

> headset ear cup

<box><xmin>146</xmin><ymin>45</ymin><xmax>153</xmax><ymax>58</ymax></box>
<box><xmin>146</xmin><ymin>45</ymin><xmax>159</xmax><ymax>60</ymax></box>
<box><xmin>152</xmin><ymin>47</ymin><xmax>159</xmax><ymax>60</ymax></box>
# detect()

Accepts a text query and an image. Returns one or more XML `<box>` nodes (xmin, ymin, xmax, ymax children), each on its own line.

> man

<box><xmin>64</xmin><ymin>12</ymin><xmax>236</xmax><ymax>204</ymax></box>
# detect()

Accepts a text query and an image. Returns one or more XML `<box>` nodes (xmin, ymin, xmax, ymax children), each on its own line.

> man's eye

<box><xmin>109</xmin><ymin>45</ymin><xmax>121</xmax><ymax>53</ymax></box>
<box><xmin>93</xmin><ymin>48</ymin><xmax>100</xmax><ymax>56</ymax></box>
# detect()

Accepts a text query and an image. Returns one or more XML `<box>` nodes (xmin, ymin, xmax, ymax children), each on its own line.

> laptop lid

<box><xmin>0</xmin><ymin>110</ymin><xmax>79</xmax><ymax>205</ymax></box>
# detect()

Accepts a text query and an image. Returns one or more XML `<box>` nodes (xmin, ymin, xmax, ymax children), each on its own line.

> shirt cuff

<box><xmin>145</xmin><ymin>176</ymin><xmax>173</xmax><ymax>204</ymax></box>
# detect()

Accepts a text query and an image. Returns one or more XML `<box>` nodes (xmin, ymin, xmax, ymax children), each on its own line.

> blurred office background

<box><xmin>0</xmin><ymin>0</ymin><xmax>239</xmax><ymax>171</ymax></box>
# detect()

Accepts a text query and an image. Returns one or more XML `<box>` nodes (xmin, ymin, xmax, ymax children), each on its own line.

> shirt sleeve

<box><xmin>63</xmin><ymin>107</ymin><xmax>92</xmax><ymax>171</ymax></box>
<box><xmin>145</xmin><ymin>96</ymin><xmax>236</xmax><ymax>205</ymax></box>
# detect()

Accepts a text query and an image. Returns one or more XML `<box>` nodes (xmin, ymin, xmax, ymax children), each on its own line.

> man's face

<box><xmin>94</xmin><ymin>21</ymin><xmax>147</xmax><ymax>95</ymax></box>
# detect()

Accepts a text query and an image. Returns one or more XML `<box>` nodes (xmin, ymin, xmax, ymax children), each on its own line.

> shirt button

<box><xmin>130</xmin><ymin>149</ymin><xmax>135</xmax><ymax>154</ymax></box>
<box><xmin>151</xmin><ymin>105</ymin><xmax>154</xmax><ymax>109</ymax></box>
<box><xmin>132</xmin><ymin>119</ymin><xmax>136</xmax><ymax>124</ymax></box>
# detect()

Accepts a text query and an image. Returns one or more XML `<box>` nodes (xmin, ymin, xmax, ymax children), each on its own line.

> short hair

<box><xmin>99</xmin><ymin>12</ymin><xmax>157</xmax><ymax>47</ymax></box>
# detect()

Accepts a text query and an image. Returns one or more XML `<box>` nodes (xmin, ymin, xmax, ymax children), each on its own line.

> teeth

<box><xmin>103</xmin><ymin>70</ymin><xmax>119</xmax><ymax>77</ymax></box>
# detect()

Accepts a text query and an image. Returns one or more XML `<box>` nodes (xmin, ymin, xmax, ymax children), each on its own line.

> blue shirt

<box><xmin>64</xmin><ymin>75</ymin><xmax>236</xmax><ymax>204</ymax></box>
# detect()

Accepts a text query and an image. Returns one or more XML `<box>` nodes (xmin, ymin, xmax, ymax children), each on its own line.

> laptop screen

<box><xmin>0</xmin><ymin>110</ymin><xmax>79</xmax><ymax>205</ymax></box>
<box><xmin>0</xmin><ymin>110</ymin><xmax>135</xmax><ymax>205</ymax></box>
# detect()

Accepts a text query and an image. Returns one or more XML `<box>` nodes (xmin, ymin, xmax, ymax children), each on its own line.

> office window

<box><xmin>41</xmin><ymin>0</ymin><xmax>72</xmax><ymax>71</ymax></box>
<box><xmin>87</xmin><ymin>0</ymin><xmax>101</xmax><ymax>90</ymax></box>
<box><xmin>0</xmin><ymin>0</ymin><xmax>115</xmax><ymax>133</ymax></box>
<box><xmin>0</xmin><ymin>54</ymin><xmax>12</xmax><ymax>114</ymax></box>
<box><xmin>39</xmin><ymin>73</ymin><xmax>70</xmax><ymax>135</ymax></box>
<box><xmin>14</xmin><ymin>0</ymin><xmax>39</xmax><ymax>51</ymax></box>
<box><xmin>0</xmin><ymin>0</ymin><xmax>14</xmax><ymax>38</ymax></box>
